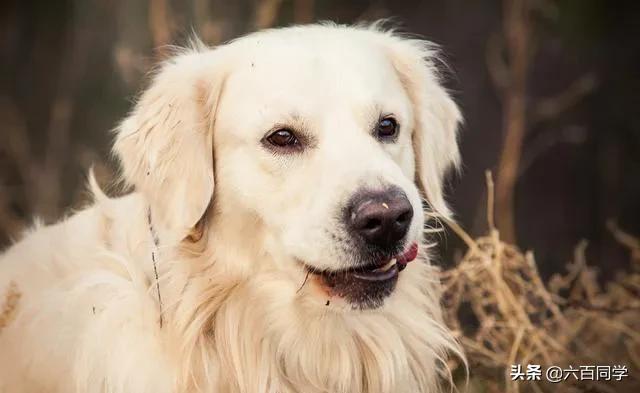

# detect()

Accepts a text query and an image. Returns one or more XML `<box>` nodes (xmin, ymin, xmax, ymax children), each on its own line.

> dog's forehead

<box><xmin>221</xmin><ymin>30</ymin><xmax>405</xmax><ymax>109</ymax></box>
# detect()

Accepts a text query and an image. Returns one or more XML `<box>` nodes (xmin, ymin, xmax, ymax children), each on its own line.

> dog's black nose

<box><xmin>346</xmin><ymin>188</ymin><xmax>413</xmax><ymax>250</ymax></box>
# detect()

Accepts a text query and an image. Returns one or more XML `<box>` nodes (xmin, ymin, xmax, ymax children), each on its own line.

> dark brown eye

<box><xmin>266</xmin><ymin>129</ymin><xmax>299</xmax><ymax>148</ymax></box>
<box><xmin>376</xmin><ymin>117</ymin><xmax>398</xmax><ymax>140</ymax></box>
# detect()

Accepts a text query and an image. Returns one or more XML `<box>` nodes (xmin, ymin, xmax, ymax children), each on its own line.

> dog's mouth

<box><xmin>324</xmin><ymin>243</ymin><xmax>418</xmax><ymax>282</ymax></box>
<box><xmin>304</xmin><ymin>243</ymin><xmax>419</xmax><ymax>309</ymax></box>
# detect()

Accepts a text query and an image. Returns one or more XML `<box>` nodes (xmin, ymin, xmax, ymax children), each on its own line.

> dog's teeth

<box><xmin>373</xmin><ymin>258</ymin><xmax>397</xmax><ymax>273</ymax></box>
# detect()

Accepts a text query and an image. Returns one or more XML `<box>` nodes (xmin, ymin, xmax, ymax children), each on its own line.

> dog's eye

<box><xmin>376</xmin><ymin>117</ymin><xmax>399</xmax><ymax>140</ymax></box>
<box><xmin>266</xmin><ymin>129</ymin><xmax>299</xmax><ymax>148</ymax></box>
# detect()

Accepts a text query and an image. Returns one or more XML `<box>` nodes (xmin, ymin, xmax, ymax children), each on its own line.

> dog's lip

<box><xmin>303</xmin><ymin>242</ymin><xmax>419</xmax><ymax>282</ymax></box>
<box><xmin>352</xmin><ymin>260</ymin><xmax>399</xmax><ymax>282</ymax></box>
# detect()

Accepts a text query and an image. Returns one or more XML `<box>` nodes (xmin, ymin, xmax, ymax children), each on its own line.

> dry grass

<box><xmin>442</xmin><ymin>171</ymin><xmax>640</xmax><ymax>393</ymax></box>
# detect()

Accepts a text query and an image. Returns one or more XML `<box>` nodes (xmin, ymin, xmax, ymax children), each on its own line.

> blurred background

<box><xmin>1</xmin><ymin>1</ymin><xmax>639</xmax><ymax>391</ymax></box>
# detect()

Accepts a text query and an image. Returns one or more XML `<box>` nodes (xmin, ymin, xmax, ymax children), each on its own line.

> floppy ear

<box><xmin>114</xmin><ymin>48</ymin><xmax>224</xmax><ymax>239</ymax></box>
<box><xmin>382</xmin><ymin>34</ymin><xmax>462</xmax><ymax>219</ymax></box>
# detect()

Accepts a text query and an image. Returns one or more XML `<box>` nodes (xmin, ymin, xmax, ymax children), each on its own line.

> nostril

<box><xmin>363</xmin><ymin>218</ymin><xmax>382</xmax><ymax>230</ymax></box>
<box><xmin>396</xmin><ymin>211</ymin><xmax>412</xmax><ymax>225</ymax></box>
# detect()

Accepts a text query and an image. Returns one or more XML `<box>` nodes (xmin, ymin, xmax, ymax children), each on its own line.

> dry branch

<box><xmin>293</xmin><ymin>0</ymin><xmax>315</xmax><ymax>24</ymax></box>
<box><xmin>149</xmin><ymin>0</ymin><xmax>173</xmax><ymax>50</ymax></box>
<box><xmin>491</xmin><ymin>1</ymin><xmax>597</xmax><ymax>243</ymax></box>
<box><xmin>533</xmin><ymin>73</ymin><xmax>598</xmax><ymax>123</ymax></box>
<box><xmin>254</xmin><ymin>0</ymin><xmax>284</xmax><ymax>30</ymax></box>
<box><xmin>495</xmin><ymin>0</ymin><xmax>533</xmax><ymax>243</ymax></box>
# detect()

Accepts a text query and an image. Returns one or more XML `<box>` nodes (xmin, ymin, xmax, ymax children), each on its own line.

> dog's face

<box><xmin>213</xmin><ymin>35</ymin><xmax>426</xmax><ymax>309</ymax></box>
<box><xmin>115</xmin><ymin>25</ymin><xmax>461</xmax><ymax>311</ymax></box>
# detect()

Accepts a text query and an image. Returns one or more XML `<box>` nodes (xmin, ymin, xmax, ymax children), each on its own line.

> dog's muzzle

<box><xmin>305</xmin><ymin>187</ymin><xmax>418</xmax><ymax>309</ymax></box>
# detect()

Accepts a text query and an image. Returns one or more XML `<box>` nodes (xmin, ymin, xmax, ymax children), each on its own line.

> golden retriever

<box><xmin>0</xmin><ymin>22</ymin><xmax>464</xmax><ymax>393</ymax></box>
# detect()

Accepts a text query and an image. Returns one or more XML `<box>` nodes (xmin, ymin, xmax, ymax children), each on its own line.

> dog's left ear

<box><xmin>114</xmin><ymin>48</ymin><xmax>224</xmax><ymax>239</ymax></box>
<box><xmin>382</xmin><ymin>34</ymin><xmax>462</xmax><ymax>219</ymax></box>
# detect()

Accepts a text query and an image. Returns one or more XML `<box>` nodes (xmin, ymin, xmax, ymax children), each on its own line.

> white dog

<box><xmin>0</xmin><ymin>23</ymin><xmax>464</xmax><ymax>393</ymax></box>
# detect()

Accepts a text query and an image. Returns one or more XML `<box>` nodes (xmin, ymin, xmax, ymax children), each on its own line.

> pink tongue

<box><xmin>397</xmin><ymin>243</ymin><xmax>419</xmax><ymax>265</ymax></box>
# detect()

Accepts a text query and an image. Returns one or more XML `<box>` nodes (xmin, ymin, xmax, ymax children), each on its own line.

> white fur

<box><xmin>0</xmin><ymin>23</ymin><xmax>464</xmax><ymax>393</ymax></box>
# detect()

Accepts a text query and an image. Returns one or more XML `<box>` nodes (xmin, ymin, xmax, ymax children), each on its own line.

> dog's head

<box><xmin>114</xmin><ymin>24</ymin><xmax>461</xmax><ymax>311</ymax></box>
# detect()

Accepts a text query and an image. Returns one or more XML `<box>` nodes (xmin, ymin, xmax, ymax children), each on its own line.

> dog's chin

<box><xmin>302</xmin><ymin>243</ymin><xmax>419</xmax><ymax>310</ymax></box>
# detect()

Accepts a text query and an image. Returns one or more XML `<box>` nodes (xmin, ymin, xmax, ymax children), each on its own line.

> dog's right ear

<box><xmin>113</xmin><ymin>48</ymin><xmax>225</xmax><ymax>240</ymax></box>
